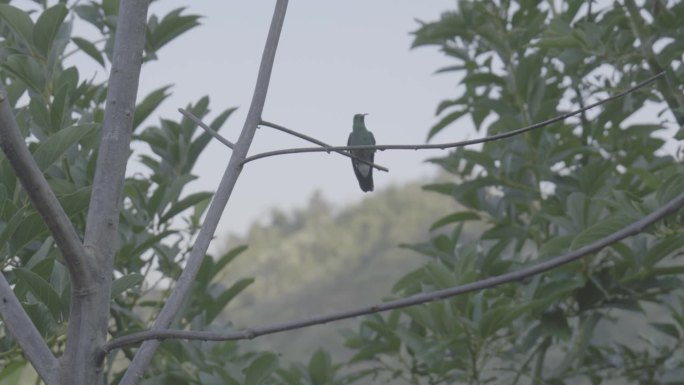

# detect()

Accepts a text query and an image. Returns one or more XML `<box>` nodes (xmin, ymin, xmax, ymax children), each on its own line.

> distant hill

<box><xmin>214</xmin><ymin>180</ymin><xmax>474</xmax><ymax>361</ymax></box>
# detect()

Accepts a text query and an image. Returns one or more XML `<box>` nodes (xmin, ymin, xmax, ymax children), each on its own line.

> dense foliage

<box><xmin>339</xmin><ymin>1</ymin><xmax>684</xmax><ymax>384</ymax></box>
<box><xmin>0</xmin><ymin>2</ymin><xmax>259</xmax><ymax>383</ymax></box>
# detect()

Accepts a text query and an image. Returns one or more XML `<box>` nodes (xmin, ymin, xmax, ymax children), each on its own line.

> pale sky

<box><xmin>54</xmin><ymin>0</ymin><xmax>678</xmax><ymax>246</ymax></box>
<box><xmin>128</xmin><ymin>1</ymin><xmax>464</xmax><ymax>242</ymax></box>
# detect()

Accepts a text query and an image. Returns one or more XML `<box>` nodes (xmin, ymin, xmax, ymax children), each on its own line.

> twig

<box><xmin>179</xmin><ymin>108</ymin><xmax>235</xmax><ymax>149</ymax></box>
<box><xmin>0</xmin><ymin>273</ymin><xmax>59</xmax><ymax>384</ymax></box>
<box><xmin>260</xmin><ymin>120</ymin><xmax>389</xmax><ymax>172</ymax></box>
<box><xmin>101</xmin><ymin>189</ymin><xmax>684</xmax><ymax>355</ymax></box>
<box><xmin>118</xmin><ymin>1</ymin><xmax>290</xmax><ymax>382</ymax></box>
<box><xmin>242</xmin><ymin>72</ymin><xmax>664</xmax><ymax>165</ymax></box>
<box><xmin>0</xmin><ymin>84</ymin><xmax>91</xmax><ymax>288</ymax></box>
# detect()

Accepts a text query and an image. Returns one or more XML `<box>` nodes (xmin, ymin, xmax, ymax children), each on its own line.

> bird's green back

<box><xmin>350</xmin><ymin>116</ymin><xmax>375</xmax><ymax>145</ymax></box>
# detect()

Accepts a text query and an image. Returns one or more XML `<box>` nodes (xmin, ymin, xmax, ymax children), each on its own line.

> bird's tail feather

<box><xmin>358</xmin><ymin>176</ymin><xmax>374</xmax><ymax>192</ymax></box>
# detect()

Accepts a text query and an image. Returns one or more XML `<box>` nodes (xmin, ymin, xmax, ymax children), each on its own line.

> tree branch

<box><xmin>178</xmin><ymin>108</ymin><xmax>235</xmax><ymax>149</ymax></box>
<box><xmin>0</xmin><ymin>83</ymin><xmax>90</xmax><ymax>288</ymax></box>
<box><xmin>118</xmin><ymin>1</ymin><xmax>290</xmax><ymax>383</ymax></box>
<box><xmin>242</xmin><ymin>72</ymin><xmax>664</xmax><ymax>165</ymax></box>
<box><xmin>101</xmin><ymin>189</ymin><xmax>684</xmax><ymax>355</ymax></box>
<box><xmin>260</xmin><ymin>120</ymin><xmax>389</xmax><ymax>172</ymax></box>
<box><xmin>63</xmin><ymin>0</ymin><xmax>150</xmax><ymax>383</ymax></box>
<box><xmin>0</xmin><ymin>273</ymin><xmax>59</xmax><ymax>385</ymax></box>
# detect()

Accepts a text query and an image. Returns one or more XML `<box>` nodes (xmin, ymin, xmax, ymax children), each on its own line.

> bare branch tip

<box><xmin>178</xmin><ymin>107</ymin><xmax>235</xmax><ymax>149</ymax></box>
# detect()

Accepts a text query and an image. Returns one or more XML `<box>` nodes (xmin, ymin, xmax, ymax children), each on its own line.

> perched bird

<box><xmin>348</xmin><ymin>113</ymin><xmax>376</xmax><ymax>192</ymax></box>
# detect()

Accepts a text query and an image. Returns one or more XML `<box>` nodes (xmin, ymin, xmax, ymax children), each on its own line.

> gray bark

<box><xmin>60</xmin><ymin>1</ymin><xmax>149</xmax><ymax>384</ymax></box>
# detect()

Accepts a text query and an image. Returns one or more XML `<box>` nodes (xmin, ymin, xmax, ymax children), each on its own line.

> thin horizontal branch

<box><xmin>179</xmin><ymin>108</ymin><xmax>235</xmax><ymax>149</ymax></box>
<box><xmin>242</xmin><ymin>72</ymin><xmax>664</xmax><ymax>165</ymax></box>
<box><xmin>0</xmin><ymin>273</ymin><xmax>59</xmax><ymax>385</ymax></box>
<box><xmin>0</xmin><ymin>84</ymin><xmax>90</xmax><ymax>287</ymax></box>
<box><xmin>260</xmin><ymin>120</ymin><xmax>389</xmax><ymax>172</ymax></box>
<box><xmin>101</xmin><ymin>188</ymin><xmax>684</xmax><ymax>356</ymax></box>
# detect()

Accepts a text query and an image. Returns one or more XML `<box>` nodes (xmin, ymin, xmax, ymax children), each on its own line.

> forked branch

<box><xmin>260</xmin><ymin>120</ymin><xmax>389</xmax><ymax>172</ymax></box>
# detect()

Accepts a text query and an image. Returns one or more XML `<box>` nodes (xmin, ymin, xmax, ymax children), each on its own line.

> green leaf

<box><xmin>0</xmin><ymin>4</ymin><xmax>35</xmax><ymax>47</ymax></box>
<box><xmin>538</xmin><ymin>235</ymin><xmax>573</xmax><ymax>258</ymax></box>
<box><xmin>536</xmin><ymin>35</ymin><xmax>583</xmax><ymax>50</ymax></box>
<box><xmin>0</xmin><ymin>362</ymin><xmax>25</xmax><ymax>383</ymax></box>
<box><xmin>50</xmin><ymin>79</ymin><xmax>71</xmax><ymax>132</ymax></box>
<box><xmin>159</xmin><ymin>191</ymin><xmax>212</xmax><ymax>223</ymax></box>
<box><xmin>199</xmin><ymin>245</ymin><xmax>248</xmax><ymax>284</ymax></box>
<box><xmin>650</xmin><ymin>322</ymin><xmax>680</xmax><ymax>339</ymax></box>
<box><xmin>308</xmin><ymin>350</ymin><xmax>332</xmax><ymax>385</ymax></box>
<box><xmin>215</xmin><ymin>245</ymin><xmax>248</xmax><ymax>273</ymax></box>
<box><xmin>645</xmin><ymin>237</ymin><xmax>684</xmax><ymax>268</ymax></box>
<box><xmin>0</xmin><ymin>208</ymin><xmax>27</xmax><ymax>250</ymax></box>
<box><xmin>187</xmin><ymin>106</ymin><xmax>236</xmax><ymax>167</ymax></box>
<box><xmin>59</xmin><ymin>187</ymin><xmax>92</xmax><ymax>215</ymax></box>
<box><xmin>656</xmin><ymin>173</ymin><xmax>684</xmax><ymax>206</ymax></box>
<box><xmin>10</xmin><ymin>211</ymin><xmax>48</xmax><ymax>256</ymax></box>
<box><xmin>72</xmin><ymin>37</ymin><xmax>105</xmax><ymax>67</ymax></box>
<box><xmin>33</xmin><ymin>124</ymin><xmax>99</xmax><ymax>171</ymax></box>
<box><xmin>570</xmin><ymin>215</ymin><xmax>632</xmax><ymax>251</ymax></box>
<box><xmin>540</xmin><ymin>309</ymin><xmax>571</xmax><ymax>340</ymax></box>
<box><xmin>425</xmin><ymin>261</ymin><xmax>457</xmax><ymax>288</ymax></box>
<box><xmin>32</xmin><ymin>4</ymin><xmax>68</xmax><ymax>58</ymax></box>
<box><xmin>2</xmin><ymin>55</ymin><xmax>46</xmax><ymax>94</ymax></box>
<box><xmin>244</xmin><ymin>353</ymin><xmax>279</xmax><ymax>385</ymax></box>
<box><xmin>427</xmin><ymin>109</ymin><xmax>468</xmax><ymax>141</ymax></box>
<box><xmin>146</xmin><ymin>8</ymin><xmax>201</xmax><ymax>54</ymax></box>
<box><xmin>480</xmin><ymin>304</ymin><xmax>524</xmax><ymax>337</ymax></box>
<box><xmin>430</xmin><ymin>212</ymin><xmax>481</xmax><ymax>231</ymax></box>
<box><xmin>463</xmin><ymin>72</ymin><xmax>506</xmax><ymax>87</ymax></box>
<box><xmin>14</xmin><ymin>268</ymin><xmax>65</xmax><ymax>321</ymax></box>
<box><xmin>127</xmin><ymin>230</ymin><xmax>176</xmax><ymax>261</ymax></box>
<box><xmin>349</xmin><ymin>344</ymin><xmax>394</xmax><ymax>363</ymax></box>
<box><xmin>394</xmin><ymin>327</ymin><xmax>431</xmax><ymax>357</ymax></box>
<box><xmin>73</xmin><ymin>5</ymin><xmax>103</xmax><ymax>30</ymax></box>
<box><xmin>111</xmin><ymin>274</ymin><xmax>144</xmax><ymax>299</ymax></box>
<box><xmin>206</xmin><ymin>278</ymin><xmax>254</xmax><ymax>323</ymax></box>
<box><xmin>133</xmin><ymin>85</ymin><xmax>172</xmax><ymax>130</ymax></box>
<box><xmin>102</xmin><ymin>0</ymin><xmax>119</xmax><ymax>16</ymax></box>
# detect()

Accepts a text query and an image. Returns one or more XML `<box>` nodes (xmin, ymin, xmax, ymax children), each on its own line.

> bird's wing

<box><xmin>368</xmin><ymin>132</ymin><xmax>376</xmax><ymax>162</ymax></box>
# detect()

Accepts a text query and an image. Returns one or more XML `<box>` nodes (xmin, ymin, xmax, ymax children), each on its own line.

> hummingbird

<box><xmin>348</xmin><ymin>113</ymin><xmax>376</xmax><ymax>192</ymax></box>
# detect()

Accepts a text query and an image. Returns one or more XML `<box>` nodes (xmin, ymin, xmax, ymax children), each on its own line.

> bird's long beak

<box><xmin>362</xmin><ymin>113</ymin><xmax>369</xmax><ymax>116</ymax></box>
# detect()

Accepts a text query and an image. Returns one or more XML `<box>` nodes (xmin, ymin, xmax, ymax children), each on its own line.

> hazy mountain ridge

<box><xmin>215</xmin><ymin>180</ymin><xmax>461</xmax><ymax>358</ymax></box>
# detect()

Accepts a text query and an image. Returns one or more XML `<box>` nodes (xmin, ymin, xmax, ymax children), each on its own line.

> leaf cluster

<box><xmin>339</xmin><ymin>1</ymin><xmax>684</xmax><ymax>384</ymax></box>
<box><xmin>0</xmin><ymin>2</ymin><xmax>258</xmax><ymax>383</ymax></box>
